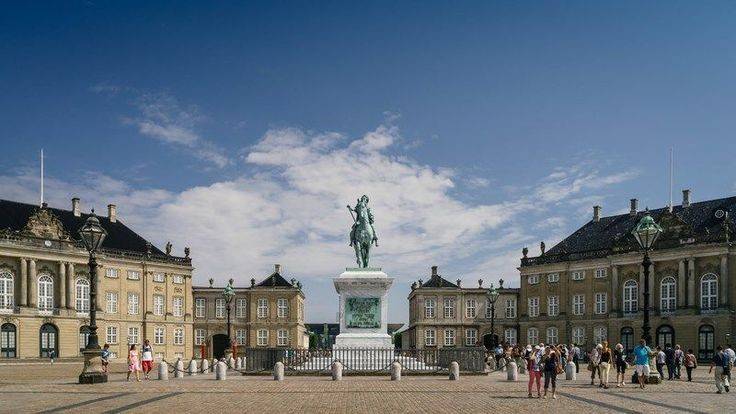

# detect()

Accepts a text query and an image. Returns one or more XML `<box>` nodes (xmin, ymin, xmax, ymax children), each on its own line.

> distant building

<box><xmin>192</xmin><ymin>264</ymin><xmax>307</xmax><ymax>358</ymax></box>
<box><xmin>0</xmin><ymin>198</ymin><xmax>193</xmax><ymax>360</ymax></box>
<box><xmin>518</xmin><ymin>191</ymin><xmax>735</xmax><ymax>360</ymax></box>
<box><xmin>403</xmin><ymin>266</ymin><xmax>519</xmax><ymax>349</ymax></box>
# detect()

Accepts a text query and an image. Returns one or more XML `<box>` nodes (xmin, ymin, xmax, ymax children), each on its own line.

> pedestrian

<box><xmin>495</xmin><ymin>343</ymin><xmax>504</xmax><ymax>366</ymax></box>
<box><xmin>589</xmin><ymin>344</ymin><xmax>602</xmax><ymax>387</ymax></box>
<box><xmin>632</xmin><ymin>339</ymin><xmax>653</xmax><ymax>389</ymax></box>
<box><xmin>708</xmin><ymin>346</ymin><xmax>730</xmax><ymax>394</ymax></box>
<box><xmin>684</xmin><ymin>348</ymin><xmax>697</xmax><ymax>382</ymax></box>
<box><xmin>655</xmin><ymin>346</ymin><xmax>666</xmax><ymax>379</ymax></box>
<box><xmin>664</xmin><ymin>343</ymin><xmax>675</xmax><ymax>380</ymax></box>
<box><xmin>127</xmin><ymin>344</ymin><xmax>141</xmax><ymax>382</ymax></box>
<box><xmin>542</xmin><ymin>347</ymin><xmax>560</xmax><ymax>399</ymax></box>
<box><xmin>613</xmin><ymin>343</ymin><xmax>627</xmax><ymax>387</ymax></box>
<box><xmin>600</xmin><ymin>341</ymin><xmax>612</xmax><ymax>389</ymax></box>
<box><xmin>724</xmin><ymin>344</ymin><xmax>735</xmax><ymax>383</ymax></box>
<box><xmin>49</xmin><ymin>349</ymin><xmax>55</xmax><ymax>365</ymax></box>
<box><xmin>673</xmin><ymin>344</ymin><xmax>684</xmax><ymax>379</ymax></box>
<box><xmin>527</xmin><ymin>345</ymin><xmax>543</xmax><ymax>398</ymax></box>
<box><xmin>572</xmin><ymin>343</ymin><xmax>580</xmax><ymax>373</ymax></box>
<box><xmin>141</xmin><ymin>339</ymin><xmax>154</xmax><ymax>380</ymax></box>
<box><xmin>101</xmin><ymin>343</ymin><xmax>110</xmax><ymax>373</ymax></box>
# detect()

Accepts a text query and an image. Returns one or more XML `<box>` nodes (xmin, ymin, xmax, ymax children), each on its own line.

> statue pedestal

<box><xmin>333</xmin><ymin>268</ymin><xmax>393</xmax><ymax>349</ymax></box>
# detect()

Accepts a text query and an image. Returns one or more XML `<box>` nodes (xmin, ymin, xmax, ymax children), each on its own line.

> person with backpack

<box><xmin>709</xmin><ymin>346</ymin><xmax>730</xmax><ymax>393</ymax></box>
<box><xmin>613</xmin><ymin>343</ymin><xmax>627</xmax><ymax>387</ymax></box>
<box><xmin>664</xmin><ymin>343</ymin><xmax>675</xmax><ymax>380</ymax></box>
<box><xmin>673</xmin><ymin>344</ymin><xmax>684</xmax><ymax>380</ymax></box>
<box><xmin>542</xmin><ymin>347</ymin><xmax>560</xmax><ymax>399</ymax></box>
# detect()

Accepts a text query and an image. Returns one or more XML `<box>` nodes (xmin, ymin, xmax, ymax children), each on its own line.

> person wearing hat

<box><xmin>527</xmin><ymin>345</ymin><xmax>543</xmax><ymax>398</ymax></box>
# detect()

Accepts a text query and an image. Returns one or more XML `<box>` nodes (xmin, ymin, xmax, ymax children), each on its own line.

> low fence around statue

<box><xmin>243</xmin><ymin>347</ymin><xmax>487</xmax><ymax>375</ymax></box>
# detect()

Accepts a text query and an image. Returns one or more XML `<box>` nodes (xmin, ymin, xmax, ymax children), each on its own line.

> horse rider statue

<box><xmin>347</xmin><ymin>195</ymin><xmax>379</xmax><ymax>268</ymax></box>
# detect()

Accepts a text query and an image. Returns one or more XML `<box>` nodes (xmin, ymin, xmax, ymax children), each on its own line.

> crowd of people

<box><xmin>99</xmin><ymin>340</ymin><xmax>156</xmax><ymax>382</ymax></box>
<box><xmin>489</xmin><ymin>340</ymin><xmax>735</xmax><ymax>396</ymax></box>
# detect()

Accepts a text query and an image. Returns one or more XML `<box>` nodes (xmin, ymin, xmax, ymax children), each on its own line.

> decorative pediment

<box><xmin>23</xmin><ymin>208</ymin><xmax>70</xmax><ymax>240</ymax></box>
<box><xmin>655</xmin><ymin>211</ymin><xmax>694</xmax><ymax>243</ymax></box>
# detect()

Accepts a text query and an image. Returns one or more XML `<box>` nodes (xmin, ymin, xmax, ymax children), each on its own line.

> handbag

<box><xmin>600</xmin><ymin>361</ymin><xmax>609</xmax><ymax>370</ymax></box>
<box><xmin>556</xmin><ymin>363</ymin><xmax>564</xmax><ymax>375</ymax></box>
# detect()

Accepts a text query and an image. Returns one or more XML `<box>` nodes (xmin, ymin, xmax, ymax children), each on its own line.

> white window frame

<box><xmin>572</xmin><ymin>326</ymin><xmax>585</xmax><ymax>345</ymax></box>
<box><xmin>623</xmin><ymin>280</ymin><xmax>638</xmax><ymax>314</ymax></box>
<box><xmin>128</xmin><ymin>326</ymin><xmax>139</xmax><ymax>345</ymax></box>
<box><xmin>277</xmin><ymin>329</ymin><xmax>289</xmax><ymax>346</ymax></box>
<box><xmin>195</xmin><ymin>298</ymin><xmax>206</xmax><ymax>318</ymax></box>
<box><xmin>504</xmin><ymin>298</ymin><xmax>517</xmax><ymax>319</ymax></box>
<box><xmin>547</xmin><ymin>273</ymin><xmax>559</xmax><ymax>283</ymax></box>
<box><xmin>277</xmin><ymin>298</ymin><xmax>289</xmax><ymax>318</ymax></box>
<box><xmin>504</xmin><ymin>328</ymin><xmax>517</xmax><ymax>345</ymax></box>
<box><xmin>594</xmin><ymin>326</ymin><xmax>607</xmax><ymax>345</ymax></box>
<box><xmin>106</xmin><ymin>292</ymin><xmax>118</xmax><ymax>314</ymax></box>
<box><xmin>465</xmin><ymin>328</ymin><xmax>477</xmax><ymax>346</ymax></box>
<box><xmin>547</xmin><ymin>296</ymin><xmax>559</xmax><ymax>317</ymax></box>
<box><xmin>424</xmin><ymin>328</ymin><xmax>436</xmax><ymax>346</ymax></box>
<box><xmin>257</xmin><ymin>298</ymin><xmax>268</xmax><ymax>318</ymax></box>
<box><xmin>595</xmin><ymin>292</ymin><xmax>607</xmax><ymax>315</ymax></box>
<box><xmin>527</xmin><ymin>327</ymin><xmax>539</xmax><ymax>345</ymax></box>
<box><xmin>527</xmin><ymin>274</ymin><xmax>540</xmax><ymax>285</ymax></box>
<box><xmin>153</xmin><ymin>295</ymin><xmax>164</xmax><ymax>316</ymax></box>
<box><xmin>444</xmin><ymin>328</ymin><xmax>456</xmax><ymax>346</ymax></box>
<box><xmin>595</xmin><ymin>268</ymin><xmax>608</xmax><ymax>278</ymax></box>
<box><xmin>152</xmin><ymin>272</ymin><xmax>165</xmax><ymax>283</ymax></box>
<box><xmin>174</xmin><ymin>328</ymin><xmax>184</xmax><ymax>345</ymax></box>
<box><xmin>660</xmin><ymin>277</ymin><xmax>676</xmax><ymax>312</ymax></box>
<box><xmin>127</xmin><ymin>292</ymin><xmax>139</xmax><ymax>315</ymax></box>
<box><xmin>172</xmin><ymin>274</ymin><xmax>184</xmax><ymax>284</ymax></box>
<box><xmin>236</xmin><ymin>298</ymin><xmax>247</xmax><ymax>318</ymax></box>
<box><xmin>443</xmin><ymin>298</ymin><xmax>455</xmax><ymax>319</ymax></box>
<box><xmin>0</xmin><ymin>270</ymin><xmax>13</xmax><ymax>310</ymax></box>
<box><xmin>75</xmin><ymin>277</ymin><xmax>90</xmax><ymax>313</ymax></box>
<box><xmin>546</xmin><ymin>327</ymin><xmax>558</xmax><ymax>344</ymax></box>
<box><xmin>215</xmin><ymin>298</ymin><xmax>226</xmax><ymax>318</ymax></box>
<box><xmin>194</xmin><ymin>328</ymin><xmax>206</xmax><ymax>346</ymax></box>
<box><xmin>172</xmin><ymin>296</ymin><xmax>184</xmax><ymax>317</ymax></box>
<box><xmin>105</xmin><ymin>268</ymin><xmax>118</xmax><ymax>278</ymax></box>
<box><xmin>154</xmin><ymin>327</ymin><xmax>165</xmax><ymax>345</ymax></box>
<box><xmin>571</xmin><ymin>270</ymin><xmax>585</xmax><ymax>281</ymax></box>
<box><xmin>127</xmin><ymin>270</ymin><xmax>141</xmax><ymax>280</ymax></box>
<box><xmin>257</xmin><ymin>329</ymin><xmax>268</xmax><ymax>346</ymax></box>
<box><xmin>528</xmin><ymin>297</ymin><xmax>539</xmax><ymax>318</ymax></box>
<box><xmin>236</xmin><ymin>329</ymin><xmax>247</xmax><ymax>345</ymax></box>
<box><xmin>573</xmin><ymin>294</ymin><xmax>585</xmax><ymax>315</ymax></box>
<box><xmin>106</xmin><ymin>326</ymin><xmax>118</xmax><ymax>344</ymax></box>
<box><xmin>465</xmin><ymin>299</ymin><xmax>477</xmax><ymax>318</ymax></box>
<box><xmin>38</xmin><ymin>274</ymin><xmax>54</xmax><ymax>311</ymax></box>
<box><xmin>700</xmin><ymin>274</ymin><xmax>718</xmax><ymax>310</ymax></box>
<box><xmin>424</xmin><ymin>298</ymin><xmax>436</xmax><ymax>319</ymax></box>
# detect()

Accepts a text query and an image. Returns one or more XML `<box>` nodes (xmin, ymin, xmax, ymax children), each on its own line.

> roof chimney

<box><xmin>274</xmin><ymin>264</ymin><xmax>281</xmax><ymax>274</ymax></box>
<box><xmin>107</xmin><ymin>204</ymin><xmax>117</xmax><ymax>223</ymax></box>
<box><xmin>72</xmin><ymin>197</ymin><xmax>81</xmax><ymax>217</ymax></box>
<box><xmin>431</xmin><ymin>265</ymin><xmax>438</xmax><ymax>277</ymax></box>
<box><xmin>456</xmin><ymin>279</ymin><xmax>461</xmax><ymax>287</ymax></box>
<box><xmin>630</xmin><ymin>198</ymin><xmax>638</xmax><ymax>216</ymax></box>
<box><xmin>593</xmin><ymin>205</ymin><xmax>602</xmax><ymax>222</ymax></box>
<box><xmin>682</xmin><ymin>189</ymin><xmax>691</xmax><ymax>207</ymax></box>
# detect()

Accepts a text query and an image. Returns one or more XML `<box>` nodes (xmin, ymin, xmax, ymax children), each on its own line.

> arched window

<box><xmin>39</xmin><ymin>323</ymin><xmax>58</xmax><ymax>358</ymax></box>
<box><xmin>698</xmin><ymin>325</ymin><xmax>715</xmax><ymax>360</ymax></box>
<box><xmin>527</xmin><ymin>327</ymin><xmax>539</xmax><ymax>345</ymax></box>
<box><xmin>700</xmin><ymin>274</ymin><xmax>718</xmax><ymax>310</ymax></box>
<box><xmin>38</xmin><ymin>275</ymin><xmax>53</xmax><ymax>311</ymax></box>
<box><xmin>546</xmin><ymin>327</ymin><xmax>558</xmax><ymax>345</ymax></box>
<box><xmin>623</xmin><ymin>280</ymin><xmax>638</xmax><ymax>314</ymax></box>
<box><xmin>75</xmin><ymin>278</ymin><xmax>90</xmax><ymax>313</ymax></box>
<box><xmin>656</xmin><ymin>325</ymin><xmax>675</xmax><ymax>348</ymax></box>
<box><xmin>1</xmin><ymin>323</ymin><xmax>16</xmax><ymax>358</ymax></box>
<box><xmin>0</xmin><ymin>270</ymin><xmax>13</xmax><ymax>310</ymax></box>
<box><xmin>620</xmin><ymin>327</ymin><xmax>634</xmax><ymax>353</ymax></box>
<box><xmin>572</xmin><ymin>326</ymin><xmax>585</xmax><ymax>346</ymax></box>
<box><xmin>79</xmin><ymin>326</ymin><xmax>91</xmax><ymax>353</ymax></box>
<box><xmin>660</xmin><ymin>276</ymin><xmax>676</xmax><ymax>312</ymax></box>
<box><xmin>594</xmin><ymin>326</ymin><xmax>607</xmax><ymax>345</ymax></box>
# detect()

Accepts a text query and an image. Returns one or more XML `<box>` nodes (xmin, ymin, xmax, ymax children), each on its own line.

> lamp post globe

<box><xmin>78</xmin><ymin>209</ymin><xmax>108</xmax><ymax>384</ymax></box>
<box><xmin>631</xmin><ymin>211</ymin><xmax>662</xmax><ymax>350</ymax></box>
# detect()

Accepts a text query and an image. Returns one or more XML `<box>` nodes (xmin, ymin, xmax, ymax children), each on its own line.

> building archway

<box><xmin>1</xmin><ymin>323</ymin><xmax>16</xmax><ymax>358</ymax></box>
<box><xmin>656</xmin><ymin>325</ymin><xmax>675</xmax><ymax>348</ymax></box>
<box><xmin>212</xmin><ymin>334</ymin><xmax>229</xmax><ymax>359</ymax></box>
<box><xmin>40</xmin><ymin>323</ymin><xmax>58</xmax><ymax>358</ymax></box>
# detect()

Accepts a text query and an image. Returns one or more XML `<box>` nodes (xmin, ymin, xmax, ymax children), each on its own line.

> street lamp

<box><xmin>78</xmin><ymin>209</ymin><xmax>108</xmax><ymax>384</ymax></box>
<box><xmin>487</xmin><ymin>282</ymin><xmax>500</xmax><ymax>349</ymax></box>
<box><xmin>632</xmin><ymin>211</ymin><xmax>663</xmax><ymax>346</ymax></box>
<box><xmin>223</xmin><ymin>278</ymin><xmax>235</xmax><ymax>360</ymax></box>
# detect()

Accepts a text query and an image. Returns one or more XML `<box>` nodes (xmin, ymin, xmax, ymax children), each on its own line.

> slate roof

<box><xmin>256</xmin><ymin>271</ymin><xmax>297</xmax><ymax>288</ymax></box>
<box><xmin>419</xmin><ymin>273</ymin><xmax>459</xmax><ymax>288</ymax></box>
<box><xmin>523</xmin><ymin>195</ymin><xmax>736</xmax><ymax>266</ymax></box>
<box><xmin>0</xmin><ymin>199</ymin><xmax>165</xmax><ymax>255</ymax></box>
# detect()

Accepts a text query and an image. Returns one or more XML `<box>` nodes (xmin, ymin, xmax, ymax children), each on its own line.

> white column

<box><xmin>59</xmin><ymin>261</ymin><xmax>66</xmax><ymax>309</ymax></box>
<box><xmin>677</xmin><ymin>260</ymin><xmax>686</xmax><ymax>308</ymax></box>
<box><xmin>720</xmin><ymin>255</ymin><xmax>728</xmax><ymax>306</ymax></box>
<box><xmin>28</xmin><ymin>259</ymin><xmax>37</xmax><ymax>308</ymax></box>
<box><xmin>687</xmin><ymin>258</ymin><xmax>695</xmax><ymax>307</ymax></box>
<box><xmin>19</xmin><ymin>258</ymin><xmax>27</xmax><ymax>307</ymax></box>
<box><xmin>66</xmin><ymin>263</ymin><xmax>74</xmax><ymax>309</ymax></box>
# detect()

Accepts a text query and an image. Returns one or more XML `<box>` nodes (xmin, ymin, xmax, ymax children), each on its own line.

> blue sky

<box><xmin>2</xmin><ymin>1</ymin><xmax>736</xmax><ymax>323</ymax></box>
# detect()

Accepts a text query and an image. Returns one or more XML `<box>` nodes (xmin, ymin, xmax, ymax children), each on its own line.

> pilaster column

<box><xmin>19</xmin><ymin>258</ymin><xmax>27</xmax><ymax>307</ymax></box>
<box><xmin>687</xmin><ymin>258</ymin><xmax>695</xmax><ymax>307</ymax></box>
<box><xmin>67</xmin><ymin>263</ymin><xmax>76</xmax><ymax>310</ymax></box>
<box><xmin>720</xmin><ymin>255</ymin><xmax>728</xmax><ymax>306</ymax></box>
<box><xmin>611</xmin><ymin>265</ymin><xmax>619</xmax><ymax>312</ymax></box>
<box><xmin>677</xmin><ymin>260</ymin><xmax>686</xmax><ymax>308</ymax></box>
<box><xmin>28</xmin><ymin>259</ymin><xmax>37</xmax><ymax>308</ymax></box>
<box><xmin>59</xmin><ymin>261</ymin><xmax>66</xmax><ymax>309</ymax></box>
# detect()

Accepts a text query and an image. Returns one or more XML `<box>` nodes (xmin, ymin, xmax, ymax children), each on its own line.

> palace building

<box><xmin>192</xmin><ymin>264</ymin><xmax>308</xmax><ymax>359</ymax></box>
<box><xmin>402</xmin><ymin>266</ymin><xmax>520</xmax><ymax>349</ymax></box>
<box><xmin>518</xmin><ymin>190</ymin><xmax>735</xmax><ymax>359</ymax></box>
<box><xmin>0</xmin><ymin>198</ymin><xmax>193</xmax><ymax>360</ymax></box>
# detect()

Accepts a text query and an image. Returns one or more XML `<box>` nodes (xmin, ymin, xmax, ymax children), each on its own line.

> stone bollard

<box><xmin>331</xmin><ymin>361</ymin><xmax>343</xmax><ymax>381</ymax></box>
<box><xmin>487</xmin><ymin>358</ymin><xmax>496</xmax><ymax>372</ymax></box>
<box><xmin>158</xmin><ymin>361</ymin><xmax>169</xmax><ymax>380</ymax></box>
<box><xmin>215</xmin><ymin>361</ymin><xmax>227</xmax><ymax>380</ymax></box>
<box><xmin>390</xmin><ymin>361</ymin><xmax>402</xmax><ymax>381</ymax></box>
<box><xmin>175</xmin><ymin>358</ymin><xmax>185</xmax><ymax>379</ymax></box>
<box><xmin>235</xmin><ymin>357</ymin><xmax>241</xmax><ymax>369</ymax></box>
<box><xmin>212</xmin><ymin>359</ymin><xmax>217</xmax><ymax>372</ymax></box>
<box><xmin>449</xmin><ymin>361</ymin><xmax>460</xmax><ymax>381</ymax></box>
<box><xmin>239</xmin><ymin>357</ymin><xmax>244</xmax><ymax>368</ymax></box>
<box><xmin>565</xmin><ymin>361</ymin><xmax>576</xmax><ymax>380</ymax></box>
<box><xmin>500</xmin><ymin>358</ymin><xmax>507</xmax><ymax>372</ymax></box>
<box><xmin>274</xmin><ymin>361</ymin><xmax>285</xmax><ymax>381</ymax></box>
<box><xmin>228</xmin><ymin>357</ymin><xmax>235</xmax><ymax>369</ymax></box>
<box><xmin>188</xmin><ymin>359</ymin><xmax>198</xmax><ymax>376</ymax></box>
<box><xmin>517</xmin><ymin>358</ymin><xmax>526</xmax><ymax>374</ymax></box>
<box><xmin>201</xmin><ymin>358</ymin><xmax>209</xmax><ymax>373</ymax></box>
<box><xmin>506</xmin><ymin>361</ymin><xmax>518</xmax><ymax>381</ymax></box>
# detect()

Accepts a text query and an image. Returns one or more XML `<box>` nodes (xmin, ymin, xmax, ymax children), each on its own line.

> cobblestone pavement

<box><xmin>0</xmin><ymin>363</ymin><xmax>732</xmax><ymax>413</ymax></box>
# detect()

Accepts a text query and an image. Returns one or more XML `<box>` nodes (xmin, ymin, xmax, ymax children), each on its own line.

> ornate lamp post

<box><xmin>78</xmin><ymin>210</ymin><xmax>108</xmax><ymax>384</ymax></box>
<box><xmin>487</xmin><ymin>282</ymin><xmax>500</xmax><ymax>349</ymax></box>
<box><xmin>223</xmin><ymin>278</ymin><xmax>235</xmax><ymax>360</ymax></box>
<box><xmin>632</xmin><ymin>211</ymin><xmax>663</xmax><ymax>346</ymax></box>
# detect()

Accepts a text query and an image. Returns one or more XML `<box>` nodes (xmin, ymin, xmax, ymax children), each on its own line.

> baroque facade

<box><xmin>403</xmin><ymin>266</ymin><xmax>519</xmax><ymax>349</ymax></box>
<box><xmin>518</xmin><ymin>191</ymin><xmax>735</xmax><ymax>359</ymax></box>
<box><xmin>192</xmin><ymin>264</ymin><xmax>307</xmax><ymax>359</ymax></box>
<box><xmin>0</xmin><ymin>198</ymin><xmax>193</xmax><ymax>360</ymax></box>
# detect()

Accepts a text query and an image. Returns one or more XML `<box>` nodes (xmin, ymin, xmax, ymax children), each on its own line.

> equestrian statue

<box><xmin>347</xmin><ymin>195</ymin><xmax>378</xmax><ymax>268</ymax></box>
